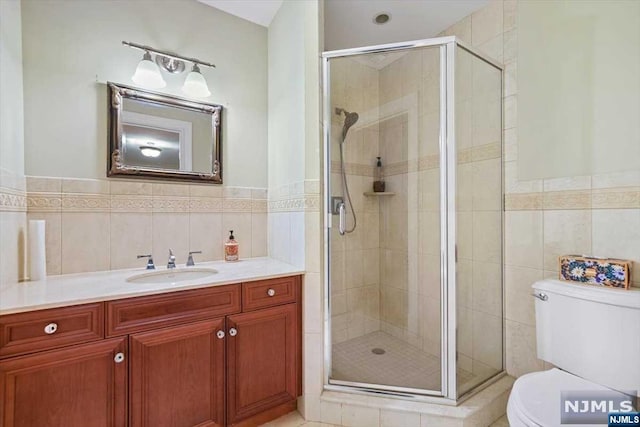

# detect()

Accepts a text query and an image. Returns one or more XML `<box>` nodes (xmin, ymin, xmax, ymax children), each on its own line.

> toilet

<box><xmin>507</xmin><ymin>279</ymin><xmax>640</xmax><ymax>426</ymax></box>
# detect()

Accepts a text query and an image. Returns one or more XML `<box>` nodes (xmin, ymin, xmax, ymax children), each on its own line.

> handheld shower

<box><xmin>335</xmin><ymin>107</ymin><xmax>360</xmax><ymax>234</ymax></box>
<box><xmin>335</xmin><ymin>108</ymin><xmax>359</xmax><ymax>142</ymax></box>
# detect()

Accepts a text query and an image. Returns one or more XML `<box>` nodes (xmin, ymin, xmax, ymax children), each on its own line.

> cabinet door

<box><xmin>129</xmin><ymin>318</ymin><xmax>226</xmax><ymax>427</ymax></box>
<box><xmin>0</xmin><ymin>337</ymin><xmax>127</xmax><ymax>427</ymax></box>
<box><xmin>226</xmin><ymin>303</ymin><xmax>298</xmax><ymax>425</ymax></box>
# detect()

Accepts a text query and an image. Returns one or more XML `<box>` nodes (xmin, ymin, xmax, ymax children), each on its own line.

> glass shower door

<box><xmin>455</xmin><ymin>45</ymin><xmax>504</xmax><ymax>396</ymax></box>
<box><xmin>326</xmin><ymin>44</ymin><xmax>444</xmax><ymax>395</ymax></box>
<box><xmin>324</xmin><ymin>37</ymin><xmax>504</xmax><ymax>401</ymax></box>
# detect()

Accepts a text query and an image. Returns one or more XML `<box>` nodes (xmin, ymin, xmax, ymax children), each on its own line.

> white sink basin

<box><xmin>127</xmin><ymin>268</ymin><xmax>218</xmax><ymax>284</ymax></box>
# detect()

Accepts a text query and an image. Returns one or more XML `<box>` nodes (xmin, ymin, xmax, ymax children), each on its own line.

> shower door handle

<box><xmin>338</xmin><ymin>202</ymin><xmax>346</xmax><ymax>235</ymax></box>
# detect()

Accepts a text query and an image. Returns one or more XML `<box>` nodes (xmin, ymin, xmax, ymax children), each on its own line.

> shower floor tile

<box><xmin>332</xmin><ymin>331</ymin><xmax>474</xmax><ymax>391</ymax></box>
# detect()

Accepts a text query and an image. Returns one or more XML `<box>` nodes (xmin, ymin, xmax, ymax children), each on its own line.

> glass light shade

<box><xmin>139</xmin><ymin>146</ymin><xmax>162</xmax><ymax>158</ymax></box>
<box><xmin>182</xmin><ymin>66</ymin><xmax>211</xmax><ymax>98</ymax></box>
<box><xmin>132</xmin><ymin>54</ymin><xmax>166</xmax><ymax>89</ymax></box>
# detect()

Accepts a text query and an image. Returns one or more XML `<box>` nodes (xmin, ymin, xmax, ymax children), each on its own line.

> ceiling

<box><xmin>324</xmin><ymin>0</ymin><xmax>489</xmax><ymax>51</ymax></box>
<box><xmin>197</xmin><ymin>0</ymin><xmax>283</xmax><ymax>27</ymax></box>
<box><xmin>197</xmin><ymin>0</ymin><xmax>489</xmax><ymax>49</ymax></box>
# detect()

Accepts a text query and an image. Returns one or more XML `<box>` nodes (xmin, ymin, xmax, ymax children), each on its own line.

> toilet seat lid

<box><xmin>511</xmin><ymin>368</ymin><xmax>611</xmax><ymax>426</ymax></box>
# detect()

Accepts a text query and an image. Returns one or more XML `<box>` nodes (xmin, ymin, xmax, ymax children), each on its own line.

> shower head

<box><xmin>335</xmin><ymin>107</ymin><xmax>359</xmax><ymax>142</ymax></box>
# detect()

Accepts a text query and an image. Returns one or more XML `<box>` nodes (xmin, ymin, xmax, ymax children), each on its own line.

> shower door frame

<box><xmin>322</xmin><ymin>36</ymin><xmax>504</xmax><ymax>403</ymax></box>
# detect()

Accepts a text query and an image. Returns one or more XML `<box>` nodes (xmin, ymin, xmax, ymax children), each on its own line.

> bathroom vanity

<box><xmin>0</xmin><ymin>260</ymin><xmax>303</xmax><ymax>427</ymax></box>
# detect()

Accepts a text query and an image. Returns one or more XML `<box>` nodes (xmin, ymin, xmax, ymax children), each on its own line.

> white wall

<box><xmin>0</xmin><ymin>0</ymin><xmax>26</xmax><ymax>288</ymax></box>
<box><xmin>21</xmin><ymin>0</ymin><xmax>268</xmax><ymax>188</ymax></box>
<box><xmin>1</xmin><ymin>0</ymin><xmax>24</xmax><ymax>176</ymax></box>
<box><xmin>267</xmin><ymin>0</ymin><xmax>307</xmax><ymax>267</ymax></box>
<box><xmin>268</xmin><ymin>1</ymin><xmax>306</xmax><ymax>191</ymax></box>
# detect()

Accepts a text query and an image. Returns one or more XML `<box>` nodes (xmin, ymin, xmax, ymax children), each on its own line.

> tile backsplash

<box><xmin>26</xmin><ymin>176</ymin><xmax>267</xmax><ymax>276</ymax></box>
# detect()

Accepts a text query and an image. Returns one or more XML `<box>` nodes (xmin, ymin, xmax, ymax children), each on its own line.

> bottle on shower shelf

<box><xmin>373</xmin><ymin>156</ymin><xmax>386</xmax><ymax>192</ymax></box>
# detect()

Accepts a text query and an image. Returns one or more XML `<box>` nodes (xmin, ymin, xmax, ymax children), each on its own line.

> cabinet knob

<box><xmin>114</xmin><ymin>352</ymin><xmax>125</xmax><ymax>363</ymax></box>
<box><xmin>229</xmin><ymin>327</ymin><xmax>238</xmax><ymax>337</ymax></box>
<box><xmin>216</xmin><ymin>330</ymin><xmax>225</xmax><ymax>339</ymax></box>
<box><xmin>44</xmin><ymin>323</ymin><xmax>58</xmax><ymax>335</ymax></box>
<box><xmin>267</xmin><ymin>288</ymin><xmax>276</xmax><ymax>297</ymax></box>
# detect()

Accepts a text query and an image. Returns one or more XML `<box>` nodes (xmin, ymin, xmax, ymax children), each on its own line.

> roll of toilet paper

<box><xmin>29</xmin><ymin>220</ymin><xmax>46</xmax><ymax>281</ymax></box>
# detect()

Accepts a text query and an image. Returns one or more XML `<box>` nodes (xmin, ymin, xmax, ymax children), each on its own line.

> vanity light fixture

<box><xmin>183</xmin><ymin>64</ymin><xmax>211</xmax><ymax>98</ymax></box>
<box><xmin>131</xmin><ymin>51</ymin><xmax>166</xmax><ymax>89</ymax></box>
<box><xmin>123</xmin><ymin>41</ymin><xmax>215</xmax><ymax>98</ymax></box>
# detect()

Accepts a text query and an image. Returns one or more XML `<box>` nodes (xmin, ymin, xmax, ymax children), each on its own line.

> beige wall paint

<box><xmin>21</xmin><ymin>0</ymin><xmax>268</xmax><ymax>188</ymax></box>
<box><xmin>0</xmin><ymin>0</ymin><xmax>27</xmax><ymax>289</ymax></box>
<box><xmin>518</xmin><ymin>0</ymin><xmax>640</xmax><ymax>180</ymax></box>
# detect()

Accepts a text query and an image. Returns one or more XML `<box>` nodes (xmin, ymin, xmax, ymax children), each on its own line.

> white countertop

<box><xmin>0</xmin><ymin>257</ymin><xmax>305</xmax><ymax>315</ymax></box>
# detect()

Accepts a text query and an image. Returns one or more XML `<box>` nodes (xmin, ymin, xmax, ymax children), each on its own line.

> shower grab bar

<box><xmin>338</xmin><ymin>202</ymin><xmax>346</xmax><ymax>235</ymax></box>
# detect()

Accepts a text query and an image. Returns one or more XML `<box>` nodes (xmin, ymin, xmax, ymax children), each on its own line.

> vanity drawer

<box><xmin>242</xmin><ymin>276</ymin><xmax>300</xmax><ymax>311</ymax></box>
<box><xmin>106</xmin><ymin>284</ymin><xmax>241</xmax><ymax>337</ymax></box>
<box><xmin>0</xmin><ymin>303</ymin><xmax>104</xmax><ymax>358</ymax></box>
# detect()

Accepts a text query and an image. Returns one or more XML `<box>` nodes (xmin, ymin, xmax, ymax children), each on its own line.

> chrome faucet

<box><xmin>167</xmin><ymin>249</ymin><xmax>176</xmax><ymax>269</ymax></box>
<box><xmin>186</xmin><ymin>250</ymin><xmax>202</xmax><ymax>266</ymax></box>
<box><xmin>137</xmin><ymin>254</ymin><xmax>155</xmax><ymax>270</ymax></box>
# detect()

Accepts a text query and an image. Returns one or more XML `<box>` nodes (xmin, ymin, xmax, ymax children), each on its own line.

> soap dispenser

<box><xmin>373</xmin><ymin>157</ymin><xmax>386</xmax><ymax>192</ymax></box>
<box><xmin>224</xmin><ymin>230</ymin><xmax>239</xmax><ymax>262</ymax></box>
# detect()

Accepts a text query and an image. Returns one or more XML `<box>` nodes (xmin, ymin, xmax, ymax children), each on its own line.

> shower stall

<box><xmin>323</xmin><ymin>37</ymin><xmax>504</xmax><ymax>402</ymax></box>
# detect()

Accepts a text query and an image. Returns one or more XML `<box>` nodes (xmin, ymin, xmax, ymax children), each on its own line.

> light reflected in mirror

<box><xmin>108</xmin><ymin>83</ymin><xmax>222</xmax><ymax>183</ymax></box>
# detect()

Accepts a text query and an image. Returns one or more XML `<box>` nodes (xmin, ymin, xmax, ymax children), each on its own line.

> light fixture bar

<box><xmin>122</xmin><ymin>41</ymin><xmax>216</xmax><ymax>69</ymax></box>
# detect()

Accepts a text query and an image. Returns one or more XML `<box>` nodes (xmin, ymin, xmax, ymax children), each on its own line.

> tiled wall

<box><xmin>376</xmin><ymin>47</ymin><xmax>443</xmax><ymax>360</ymax></box>
<box><xmin>0</xmin><ymin>169</ymin><xmax>27</xmax><ymax>289</ymax></box>
<box><xmin>267</xmin><ymin>179</ymin><xmax>320</xmax><ymax>269</ymax></box>
<box><xmin>442</xmin><ymin>0</ymin><xmax>640</xmax><ymax>379</ymax></box>
<box><xmin>25</xmin><ymin>176</ymin><xmax>268</xmax><ymax>276</ymax></box>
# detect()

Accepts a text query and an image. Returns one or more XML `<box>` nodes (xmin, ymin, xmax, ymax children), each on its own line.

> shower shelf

<box><xmin>363</xmin><ymin>192</ymin><xmax>395</xmax><ymax>196</ymax></box>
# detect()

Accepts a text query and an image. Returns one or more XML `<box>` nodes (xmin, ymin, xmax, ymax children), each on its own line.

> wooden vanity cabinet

<box><xmin>0</xmin><ymin>274</ymin><xmax>301</xmax><ymax>427</ymax></box>
<box><xmin>129</xmin><ymin>319</ymin><xmax>226</xmax><ymax>427</ymax></box>
<box><xmin>226</xmin><ymin>303</ymin><xmax>299</xmax><ymax>426</ymax></box>
<box><xmin>0</xmin><ymin>337</ymin><xmax>127</xmax><ymax>427</ymax></box>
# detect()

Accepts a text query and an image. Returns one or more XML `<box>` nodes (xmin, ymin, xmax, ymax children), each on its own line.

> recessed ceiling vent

<box><xmin>373</xmin><ymin>12</ymin><xmax>391</xmax><ymax>25</ymax></box>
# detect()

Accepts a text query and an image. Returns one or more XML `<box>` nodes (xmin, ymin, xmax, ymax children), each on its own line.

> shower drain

<box><xmin>371</xmin><ymin>348</ymin><xmax>386</xmax><ymax>355</ymax></box>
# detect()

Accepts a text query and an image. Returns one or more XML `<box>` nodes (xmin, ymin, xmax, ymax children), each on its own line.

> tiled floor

<box><xmin>332</xmin><ymin>331</ymin><xmax>473</xmax><ymax>391</ymax></box>
<box><xmin>262</xmin><ymin>331</ymin><xmax>507</xmax><ymax>426</ymax></box>
<box><xmin>260</xmin><ymin>411</ymin><xmax>336</xmax><ymax>427</ymax></box>
<box><xmin>262</xmin><ymin>411</ymin><xmax>511</xmax><ymax>426</ymax></box>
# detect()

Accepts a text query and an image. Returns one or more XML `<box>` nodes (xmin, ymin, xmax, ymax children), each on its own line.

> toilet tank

<box><xmin>532</xmin><ymin>279</ymin><xmax>640</xmax><ymax>392</ymax></box>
